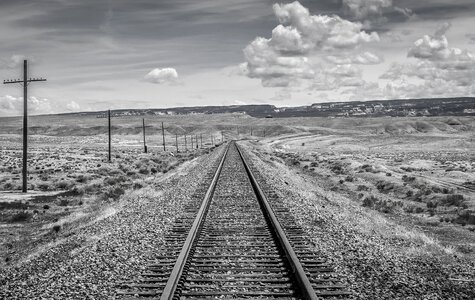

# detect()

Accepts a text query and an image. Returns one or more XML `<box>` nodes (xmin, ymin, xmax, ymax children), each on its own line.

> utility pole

<box><xmin>184</xmin><ymin>134</ymin><xmax>187</xmax><ymax>151</ymax></box>
<box><xmin>175</xmin><ymin>134</ymin><xmax>178</xmax><ymax>152</ymax></box>
<box><xmin>108</xmin><ymin>110</ymin><xmax>112</xmax><ymax>162</ymax></box>
<box><xmin>161</xmin><ymin>122</ymin><xmax>166</xmax><ymax>151</ymax></box>
<box><xmin>3</xmin><ymin>59</ymin><xmax>46</xmax><ymax>193</ymax></box>
<box><xmin>142</xmin><ymin>118</ymin><xmax>147</xmax><ymax>153</ymax></box>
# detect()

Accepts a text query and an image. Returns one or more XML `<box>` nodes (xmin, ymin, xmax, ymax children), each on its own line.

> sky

<box><xmin>0</xmin><ymin>0</ymin><xmax>475</xmax><ymax>116</ymax></box>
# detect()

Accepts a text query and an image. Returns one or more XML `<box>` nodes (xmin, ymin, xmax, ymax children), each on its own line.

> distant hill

<box><xmin>57</xmin><ymin>97</ymin><xmax>475</xmax><ymax>118</ymax></box>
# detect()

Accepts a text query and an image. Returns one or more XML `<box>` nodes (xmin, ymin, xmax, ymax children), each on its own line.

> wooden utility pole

<box><xmin>161</xmin><ymin>122</ymin><xmax>166</xmax><ymax>151</ymax></box>
<box><xmin>108</xmin><ymin>110</ymin><xmax>111</xmax><ymax>162</ymax></box>
<box><xmin>184</xmin><ymin>134</ymin><xmax>187</xmax><ymax>151</ymax></box>
<box><xmin>175</xmin><ymin>134</ymin><xmax>178</xmax><ymax>152</ymax></box>
<box><xmin>142</xmin><ymin>118</ymin><xmax>147</xmax><ymax>153</ymax></box>
<box><xmin>3</xmin><ymin>60</ymin><xmax>46</xmax><ymax>193</ymax></box>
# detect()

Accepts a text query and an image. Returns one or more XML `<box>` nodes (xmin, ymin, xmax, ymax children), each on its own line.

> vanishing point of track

<box><xmin>119</xmin><ymin>141</ymin><xmax>349</xmax><ymax>299</ymax></box>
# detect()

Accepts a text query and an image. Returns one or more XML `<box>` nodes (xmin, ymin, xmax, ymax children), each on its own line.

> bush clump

<box><xmin>9</xmin><ymin>211</ymin><xmax>32</xmax><ymax>223</ymax></box>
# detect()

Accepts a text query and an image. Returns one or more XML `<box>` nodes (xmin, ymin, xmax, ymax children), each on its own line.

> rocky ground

<box><xmin>240</xmin><ymin>140</ymin><xmax>475</xmax><ymax>300</ymax></box>
<box><xmin>0</xmin><ymin>144</ymin><xmax>226</xmax><ymax>299</ymax></box>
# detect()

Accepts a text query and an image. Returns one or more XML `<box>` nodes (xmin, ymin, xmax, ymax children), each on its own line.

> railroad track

<box><xmin>119</xmin><ymin>141</ymin><xmax>349</xmax><ymax>299</ymax></box>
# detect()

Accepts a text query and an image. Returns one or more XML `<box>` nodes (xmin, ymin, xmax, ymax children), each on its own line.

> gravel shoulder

<box><xmin>0</xmin><ymin>145</ymin><xmax>226</xmax><ymax>299</ymax></box>
<box><xmin>239</xmin><ymin>140</ymin><xmax>475</xmax><ymax>300</ymax></box>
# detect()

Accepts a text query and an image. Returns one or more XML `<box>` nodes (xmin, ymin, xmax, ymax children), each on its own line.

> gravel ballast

<box><xmin>240</xmin><ymin>141</ymin><xmax>475</xmax><ymax>300</ymax></box>
<box><xmin>0</xmin><ymin>145</ymin><xmax>226</xmax><ymax>299</ymax></box>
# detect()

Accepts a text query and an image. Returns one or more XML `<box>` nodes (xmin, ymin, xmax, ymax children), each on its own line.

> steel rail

<box><xmin>236</xmin><ymin>143</ymin><xmax>319</xmax><ymax>300</ymax></box>
<box><xmin>159</xmin><ymin>142</ymin><xmax>231</xmax><ymax>300</ymax></box>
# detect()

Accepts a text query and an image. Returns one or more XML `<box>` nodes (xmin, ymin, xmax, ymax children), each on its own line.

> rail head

<box><xmin>160</xmin><ymin>142</ymin><xmax>231</xmax><ymax>300</ymax></box>
<box><xmin>235</xmin><ymin>143</ymin><xmax>320</xmax><ymax>300</ymax></box>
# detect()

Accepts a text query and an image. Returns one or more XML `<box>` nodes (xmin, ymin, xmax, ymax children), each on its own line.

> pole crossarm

<box><xmin>4</xmin><ymin>78</ymin><xmax>47</xmax><ymax>84</ymax></box>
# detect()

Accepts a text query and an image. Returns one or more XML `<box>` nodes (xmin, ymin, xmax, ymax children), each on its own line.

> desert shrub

<box><xmin>339</xmin><ymin>179</ymin><xmax>344</xmax><ymax>184</ymax></box>
<box><xmin>362</xmin><ymin>196</ymin><xmax>398</xmax><ymax>213</ymax></box>
<box><xmin>402</xmin><ymin>175</ymin><xmax>416</xmax><ymax>182</ymax></box>
<box><xmin>386</xmin><ymin>172</ymin><xmax>392</xmax><ymax>177</ymax></box>
<box><xmin>426</xmin><ymin>201</ymin><xmax>438</xmax><ymax>209</ymax></box>
<box><xmin>310</xmin><ymin>162</ymin><xmax>318</xmax><ymax>167</ymax></box>
<box><xmin>52</xmin><ymin>224</ymin><xmax>61</xmax><ymax>233</ymax></box>
<box><xmin>9</xmin><ymin>211</ymin><xmax>31</xmax><ymax>222</ymax></box>
<box><xmin>138</xmin><ymin>167</ymin><xmax>150</xmax><ymax>175</ymax></box>
<box><xmin>330</xmin><ymin>163</ymin><xmax>344</xmax><ymax>174</ymax></box>
<box><xmin>75</xmin><ymin>174</ymin><xmax>89</xmax><ymax>183</ymax></box>
<box><xmin>360</xmin><ymin>164</ymin><xmax>377</xmax><ymax>173</ymax></box>
<box><xmin>43</xmin><ymin>204</ymin><xmax>50</xmax><ymax>209</ymax></box>
<box><xmin>37</xmin><ymin>182</ymin><xmax>52</xmax><ymax>191</ymax></box>
<box><xmin>414</xmin><ymin>207</ymin><xmax>424</xmax><ymax>213</ymax></box>
<box><xmin>101</xmin><ymin>186</ymin><xmax>125</xmax><ymax>201</ymax></box>
<box><xmin>376</xmin><ymin>180</ymin><xmax>395</xmax><ymax>193</ymax></box>
<box><xmin>442</xmin><ymin>194</ymin><xmax>465</xmax><ymax>207</ymax></box>
<box><xmin>57</xmin><ymin>198</ymin><xmax>69</xmax><ymax>206</ymax></box>
<box><xmin>357</xmin><ymin>185</ymin><xmax>369</xmax><ymax>191</ymax></box>
<box><xmin>0</xmin><ymin>201</ymin><xmax>28</xmax><ymax>210</ymax></box>
<box><xmin>55</xmin><ymin>180</ymin><xmax>73</xmax><ymax>190</ymax></box>
<box><xmin>104</xmin><ymin>175</ymin><xmax>127</xmax><ymax>186</ymax></box>
<box><xmin>150</xmin><ymin>167</ymin><xmax>158</xmax><ymax>174</ymax></box>
<box><xmin>362</xmin><ymin>195</ymin><xmax>378</xmax><ymax>208</ymax></box>
<box><xmin>84</xmin><ymin>183</ymin><xmax>102</xmax><ymax>194</ymax></box>
<box><xmin>118</xmin><ymin>163</ymin><xmax>130</xmax><ymax>173</ymax></box>
<box><xmin>126</xmin><ymin>170</ymin><xmax>136</xmax><ymax>176</ymax></box>
<box><xmin>345</xmin><ymin>175</ymin><xmax>355</xmax><ymax>182</ymax></box>
<box><xmin>133</xmin><ymin>182</ymin><xmax>144</xmax><ymax>189</ymax></box>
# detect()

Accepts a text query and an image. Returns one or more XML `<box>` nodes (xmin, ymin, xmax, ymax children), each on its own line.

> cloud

<box><xmin>342</xmin><ymin>0</ymin><xmax>413</xmax><ymax>26</ymax></box>
<box><xmin>379</xmin><ymin>23</ymin><xmax>475</xmax><ymax>99</ymax></box>
<box><xmin>0</xmin><ymin>95</ymin><xmax>54</xmax><ymax>116</ymax></box>
<box><xmin>143</xmin><ymin>68</ymin><xmax>179</xmax><ymax>84</ymax></box>
<box><xmin>66</xmin><ymin>100</ymin><xmax>81</xmax><ymax>111</ymax></box>
<box><xmin>466</xmin><ymin>33</ymin><xmax>475</xmax><ymax>44</ymax></box>
<box><xmin>342</xmin><ymin>0</ymin><xmax>392</xmax><ymax>21</ymax></box>
<box><xmin>242</xmin><ymin>1</ymin><xmax>380</xmax><ymax>88</ymax></box>
<box><xmin>0</xmin><ymin>54</ymin><xmax>27</xmax><ymax>69</ymax></box>
<box><xmin>407</xmin><ymin>23</ymin><xmax>457</xmax><ymax>61</ymax></box>
<box><xmin>0</xmin><ymin>95</ymin><xmax>83</xmax><ymax>116</ymax></box>
<box><xmin>326</xmin><ymin>51</ymin><xmax>382</xmax><ymax>64</ymax></box>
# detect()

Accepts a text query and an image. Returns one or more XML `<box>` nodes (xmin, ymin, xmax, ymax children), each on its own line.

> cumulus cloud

<box><xmin>380</xmin><ymin>23</ymin><xmax>475</xmax><ymax>99</ymax></box>
<box><xmin>0</xmin><ymin>95</ymin><xmax>54</xmax><ymax>116</ymax></box>
<box><xmin>342</xmin><ymin>0</ymin><xmax>392</xmax><ymax>21</ymax></box>
<box><xmin>326</xmin><ymin>51</ymin><xmax>382</xmax><ymax>65</ymax></box>
<box><xmin>342</xmin><ymin>0</ymin><xmax>413</xmax><ymax>26</ymax></box>
<box><xmin>242</xmin><ymin>1</ymin><xmax>380</xmax><ymax>88</ymax></box>
<box><xmin>0</xmin><ymin>95</ymin><xmax>82</xmax><ymax>116</ymax></box>
<box><xmin>143</xmin><ymin>68</ymin><xmax>179</xmax><ymax>84</ymax></box>
<box><xmin>66</xmin><ymin>100</ymin><xmax>80</xmax><ymax>111</ymax></box>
